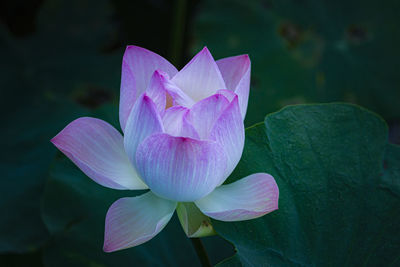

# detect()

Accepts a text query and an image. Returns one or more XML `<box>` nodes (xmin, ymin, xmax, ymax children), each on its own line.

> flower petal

<box><xmin>136</xmin><ymin>133</ymin><xmax>227</xmax><ymax>202</ymax></box>
<box><xmin>172</xmin><ymin>47</ymin><xmax>226</xmax><ymax>102</ymax></box>
<box><xmin>216</xmin><ymin>54</ymin><xmax>250</xmax><ymax>91</ymax></box>
<box><xmin>195</xmin><ymin>173</ymin><xmax>279</xmax><ymax>221</ymax></box>
<box><xmin>216</xmin><ymin>89</ymin><xmax>237</xmax><ymax>103</ymax></box>
<box><xmin>216</xmin><ymin>55</ymin><xmax>250</xmax><ymax>119</ymax></box>
<box><xmin>51</xmin><ymin>117</ymin><xmax>147</xmax><ymax>190</ymax></box>
<box><xmin>145</xmin><ymin>71</ymin><xmax>168</xmax><ymax>115</ymax></box>
<box><xmin>150</xmin><ymin>70</ymin><xmax>195</xmax><ymax>108</ymax></box>
<box><xmin>162</xmin><ymin>106</ymin><xmax>199</xmax><ymax>139</ymax></box>
<box><xmin>186</xmin><ymin>94</ymin><xmax>230</xmax><ymax>139</ymax></box>
<box><xmin>103</xmin><ymin>192</ymin><xmax>176</xmax><ymax>252</ymax></box>
<box><xmin>176</xmin><ymin>202</ymin><xmax>215</xmax><ymax>238</ymax></box>
<box><xmin>124</xmin><ymin>94</ymin><xmax>164</xmax><ymax>167</ymax></box>
<box><xmin>209</xmin><ymin>96</ymin><xmax>244</xmax><ymax>181</ymax></box>
<box><xmin>119</xmin><ymin>46</ymin><xmax>178</xmax><ymax>131</ymax></box>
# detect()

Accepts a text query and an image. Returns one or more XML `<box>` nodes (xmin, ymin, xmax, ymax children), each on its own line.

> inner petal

<box><xmin>162</xmin><ymin>106</ymin><xmax>199</xmax><ymax>139</ymax></box>
<box><xmin>171</xmin><ymin>47</ymin><xmax>226</xmax><ymax>102</ymax></box>
<box><xmin>186</xmin><ymin>94</ymin><xmax>230</xmax><ymax>139</ymax></box>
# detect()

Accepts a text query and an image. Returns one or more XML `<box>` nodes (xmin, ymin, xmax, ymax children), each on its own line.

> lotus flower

<box><xmin>51</xmin><ymin>46</ymin><xmax>279</xmax><ymax>252</ymax></box>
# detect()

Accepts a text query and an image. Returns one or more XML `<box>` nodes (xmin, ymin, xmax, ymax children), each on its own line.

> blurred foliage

<box><xmin>216</xmin><ymin>103</ymin><xmax>400</xmax><ymax>266</ymax></box>
<box><xmin>191</xmin><ymin>0</ymin><xmax>400</xmax><ymax>126</ymax></box>
<box><xmin>1</xmin><ymin>0</ymin><xmax>399</xmax><ymax>266</ymax></box>
<box><xmin>0</xmin><ymin>0</ymin><xmax>120</xmax><ymax>254</ymax></box>
<box><xmin>42</xmin><ymin>157</ymin><xmax>200</xmax><ymax>267</ymax></box>
<box><xmin>0</xmin><ymin>102</ymin><xmax>86</xmax><ymax>253</ymax></box>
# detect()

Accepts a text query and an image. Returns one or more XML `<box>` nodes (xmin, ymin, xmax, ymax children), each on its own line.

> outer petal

<box><xmin>51</xmin><ymin>117</ymin><xmax>147</xmax><ymax>190</ymax></box>
<box><xmin>195</xmin><ymin>173</ymin><xmax>279</xmax><ymax>221</ymax></box>
<box><xmin>162</xmin><ymin>106</ymin><xmax>199</xmax><ymax>139</ymax></box>
<box><xmin>136</xmin><ymin>133</ymin><xmax>227</xmax><ymax>202</ymax></box>
<box><xmin>172</xmin><ymin>47</ymin><xmax>226</xmax><ymax>102</ymax></box>
<box><xmin>119</xmin><ymin>46</ymin><xmax>178</xmax><ymax>131</ymax></box>
<box><xmin>124</xmin><ymin>94</ymin><xmax>164</xmax><ymax>167</ymax></box>
<box><xmin>209</xmin><ymin>96</ymin><xmax>244</xmax><ymax>181</ymax></box>
<box><xmin>186</xmin><ymin>94</ymin><xmax>230</xmax><ymax>139</ymax></box>
<box><xmin>103</xmin><ymin>192</ymin><xmax>176</xmax><ymax>252</ymax></box>
<box><xmin>217</xmin><ymin>55</ymin><xmax>250</xmax><ymax>119</ymax></box>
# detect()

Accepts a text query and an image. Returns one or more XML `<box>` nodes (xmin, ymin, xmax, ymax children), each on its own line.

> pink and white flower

<box><xmin>51</xmin><ymin>46</ymin><xmax>279</xmax><ymax>252</ymax></box>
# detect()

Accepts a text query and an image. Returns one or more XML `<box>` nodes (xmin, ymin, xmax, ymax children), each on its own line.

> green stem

<box><xmin>169</xmin><ymin>0</ymin><xmax>187</xmax><ymax>67</ymax></box>
<box><xmin>190</xmin><ymin>238</ymin><xmax>212</xmax><ymax>267</ymax></box>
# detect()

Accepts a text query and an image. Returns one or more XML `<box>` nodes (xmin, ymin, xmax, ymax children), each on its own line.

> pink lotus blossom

<box><xmin>51</xmin><ymin>46</ymin><xmax>279</xmax><ymax>252</ymax></box>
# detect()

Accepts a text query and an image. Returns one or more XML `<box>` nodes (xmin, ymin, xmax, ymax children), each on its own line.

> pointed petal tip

<box><xmin>125</xmin><ymin>45</ymin><xmax>136</xmax><ymax>50</ymax></box>
<box><xmin>161</xmin><ymin>106</ymin><xmax>199</xmax><ymax>138</ymax></box>
<box><xmin>190</xmin><ymin>46</ymin><xmax>216</xmax><ymax>63</ymax></box>
<box><xmin>141</xmin><ymin>94</ymin><xmax>164</xmax><ymax>120</ymax></box>
<box><xmin>102</xmin><ymin>239</ymin><xmax>136</xmax><ymax>253</ymax></box>
<box><xmin>241</xmin><ymin>54</ymin><xmax>250</xmax><ymax>60</ymax></box>
<box><xmin>241</xmin><ymin>54</ymin><xmax>251</xmax><ymax>67</ymax></box>
<box><xmin>153</xmin><ymin>69</ymin><xmax>169</xmax><ymax>78</ymax></box>
<box><xmin>198</xmin><ymin>46</ymin><xmax>214</xmax><ymax>59</ymax></box>
<box><xmin>123</xmin><ymin>45</ymin><xmax>150</xmax><ymax>60</ymax></box>
<box><xmin>232</xmin><ymin>94</ymin><xmax>239</xmax><ymax>102</ymax></box>
<box><xmin>231</xmin><ymin>94</ymin><xmax>240</xmax><ymax>108</ymax></box>
<box><xmin>185</xmin><ymin>46</ymin><xmax>215</xmax><ymax>65</ymax></box>
<box><xmin>50</xmin><ymin>135</ymin><xmax>63</xmax><ymax>149</ymax></box>
<box><xmin>209</xmin><ymin>92</ymin><xmax>229</xmax><ymax>102</ymax></box>
<box><xmin>50</xmin><ymin>136</ymin><xmax>57</xmax><ymax>145</ymax></box>
<box><xmin>124</xmin><ymin>92</ymin><xmax>164</xmax><ymax>167</ymax></box>
<box><xmin>201</xmin><ymin>45</ymin><xmax>210</xmax><ymax>52</ymax></box>
<box><xmin>172</xmin><ymin>45</ymin><xmax>225</xmax><ymax>101</ymax></box>
<box><xmin>224</xmin><ymin>53</ymin><xmax>250</xmax><ymax>63</ymax></box>
<box><xmin>142</xmin><ymin>94</ymin><xmax>151</xmax><ymax>102</ymax></box>
<box><xmin>102</xmin><ymin>242</ymin><xmax>114</xmax><ymax>253</ymax></box>
<box><xmin>186</xmin><ymin>93</ymin><xmax>231</xmax><ymax>139</ymax></box>
<box><xmin>230</xmin><ymin>54</ymin><xmax>251</xmax><ymax>69</ymax></box>
<box><xmin>125</xmin><ymin>45</ymin><xmax>145</xmax><ymax>52</ymax></box>
<box><xmin>49</xmin><ymin>116</ymin><xmax>90</xmax><ymax>146</ymax></box>
<box><xmin>141</xmin><ymin>93</ymin><xmax>160</xmax><ymax>110</ymax></box>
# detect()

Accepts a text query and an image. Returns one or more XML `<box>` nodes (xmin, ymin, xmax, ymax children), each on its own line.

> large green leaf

<box><xmin>0</xmin><ymin>102</ymin><xmax>86</xmax><ymax>253</ymax></box>
<box><xmin>192</xmin><ymin>0</ymin><xmax>400</xmax><ymax>126</ymax></box>
<box><xmin>215</xmin><ymin>103</ymin><xmax>400</xmax><ymax>266</ymax></box>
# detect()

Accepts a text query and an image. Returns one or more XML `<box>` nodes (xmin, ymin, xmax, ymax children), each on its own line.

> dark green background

<box><xmin>1</xmin><ymin>0</ymin><xmax>399</xmax><ymax>266</ymax></box>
